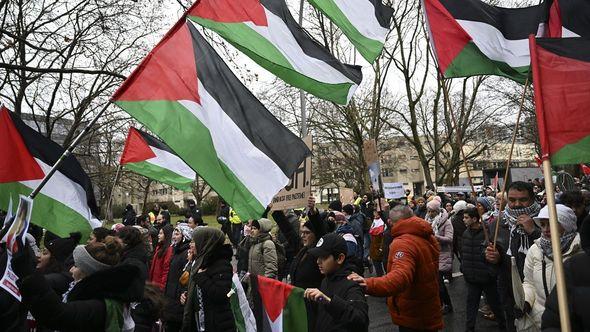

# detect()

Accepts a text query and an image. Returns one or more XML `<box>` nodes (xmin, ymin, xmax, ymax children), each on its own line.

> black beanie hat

<box><xmin>251</xmin><ymin>219</ymin><xmax>261</xmax><ymax>229</ymax></box>
<box><xmin>47</xmin><ymin>232</ymin><xmax>82</xmax><ymax>263</ymax></box>
<box><xmin>342</xmin><ymin>204</ymin><xmax>354</xmax><ymax>215</ymax></box>
<box><xmin>328</xmin><ymin>200</ymin><xmax>343</xmax><ymax>212</ymax></box>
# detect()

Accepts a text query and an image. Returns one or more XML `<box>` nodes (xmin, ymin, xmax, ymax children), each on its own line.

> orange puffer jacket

<box><xmin>365</xmin><ymin>216</ymin><xmax>444</xmax><ymax>331</ymax></box>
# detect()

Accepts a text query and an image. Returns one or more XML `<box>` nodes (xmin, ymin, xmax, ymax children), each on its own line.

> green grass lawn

<box><xmin>171</xmin><ymin>214</ymin><xmax>220</xmax><ymax>228</ymax></box>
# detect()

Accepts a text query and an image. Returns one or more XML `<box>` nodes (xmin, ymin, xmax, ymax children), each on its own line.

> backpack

<box><xmin>261</xmin><ymin>238</ymin><xmax>287</xmax><ymax>279</ymax></box>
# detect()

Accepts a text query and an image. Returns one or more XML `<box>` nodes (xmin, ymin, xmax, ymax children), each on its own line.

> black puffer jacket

<box><xmin>542</xmin><ymin>220</ymin><xmax>590</xmax><ymax>332</ymax></box>
<box><xmin>163</xmin><ymin>241</ymin><xmax>189</xmax><ymax>323</ymax></box>
<box><xmin>121</xmin><ymin>242</ymin><xmax>149</xmax><ymax>281</ymax></box>
<box><xmin>290</xmin><ymin>246</ymin><xmax>323</xmax><ymax>289</ymax></box>
<box><xmin>18</xmin><ymin>264</ymin><xmax>144</xmax><ymax>332</ymax></box>
<box><xmin>461</xmin><ymin>226</ymin><xmax>499</xmax><ymax>284</ymax></box>
<box><xmin>313</xmin><ymin>263</ymin><xmax>369</xmax><ymax>332</ymax></box>
<box><xmin>192</xmin><ymin>244</ymin><xmax>236</xmax><ymax>332</ymax></box>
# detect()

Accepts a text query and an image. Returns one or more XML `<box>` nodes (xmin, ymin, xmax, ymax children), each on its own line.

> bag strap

<box><xmin>541</xmin><ymin>256</ymin><xmax>550</xmax><ymax>298</ymax></box>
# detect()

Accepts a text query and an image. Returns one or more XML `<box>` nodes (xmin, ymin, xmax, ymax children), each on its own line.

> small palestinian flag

<box><xmin>423</xmin><ymin>0</ymin><xmax>548</xmax><ymax>83</ymax></box>
<box><xmin>112</xmin><ymin>20</ymin><xmax>311</xmax><ymax>220</ymax></box>
<box><xmin>120</xmin><ymin>127</ymin><xmax>195</xmax><ymax>191</ymax></box>
<box><xmin>306</xmin><ymin>0</ymin><xmax>393</xmax><ymax>63</ymax></box>
<box><xmin>0</xmin><ymin>107</ymin><xmax>100</xmax><ymax>239</ymax></box>
<box><xmin>548</xmin><ymin>0</ymin><xmax>590</xmax><ymax>38</ymax></box>
<box><xmin>229</xmin><ymin>274</ymin><xmax>257</xmax><ymax>332</ymax></box>
<box><xmin>530</xmin><ymin>37</ymin><xmax>590</xmax><ymax>165</ymax></box>
<box><xmin>188</xmin><ymin>0</ymin><xmax>363</xmax><ymax>105</ymax></box>
<box><xmin>251</xmin><ymin>275</ymin><xmax>307</xmax><ymax>332</ymax></box>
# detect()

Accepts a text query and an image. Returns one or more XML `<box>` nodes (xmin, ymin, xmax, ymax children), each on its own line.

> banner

<box><xmin>339</xmin><ymin>188</ymin><xmax>355</xmax><ymax>204</ymax></box>
<box><xmin>0</xmin><ymin>195</ymin><xmax>33</xmax><ymax>301</ymax></box>
<box><xmin>271</xmin><ymin>136</ymin><xmax>313</xmax><ymax>211</ymax></box>
<box><xmin>383</xmin><ymin>182</ymin><xmax>406</xmax><ymax>199</ymax></box>
<box><xmin>363</xmin><ymin>139</ymin><xmax>381</xmax><ymax>192</ymax></box>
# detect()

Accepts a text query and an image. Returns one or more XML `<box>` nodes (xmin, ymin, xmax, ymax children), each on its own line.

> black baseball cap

<box><xmin>309</xmin><ymin>233</ymin><xmax>347</xmax><ymax>258</ymax></box>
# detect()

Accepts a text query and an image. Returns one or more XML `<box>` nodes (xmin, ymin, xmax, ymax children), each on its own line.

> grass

<box><xmin>171</xmin><ymin>214</ymin><xmax>220</xmax><ymax>228</ymax></box>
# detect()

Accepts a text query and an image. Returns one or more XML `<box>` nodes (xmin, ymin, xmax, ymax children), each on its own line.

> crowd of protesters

<box><xmin>1</xmin><ymin>178</ymin><xmax>589</xmax><ymax>332</ymax></box>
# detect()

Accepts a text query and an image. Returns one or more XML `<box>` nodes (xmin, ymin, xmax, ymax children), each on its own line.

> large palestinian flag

<box><xmin>547</xmin><ymin>0</ymin><xmax>590</xmax><ymax>37</ymax></box>
<box><xmin>120</xmin><ymin>127</ymin><xmax>196</xmax><ymax>191</ymax></box>
<box><xmin>530</xmin><ymin>37</ymin><xmax>590</xmax><ymax>165</ymax></box>
<box><xmin>423</xmin><ymin>0</ymin><xmax>548</xmax><ymax>83</ymax></box>
<box><xmin>187</xmin><ymin>0</ymin><xmax>363</xmax><ymax>105</ymax></box>
<box><xmin>306</xmin><ymin>0</ymin><xmax>393</xmax><ymax>63</ymax></box>
<box><xmin>112</xmin><ymin>20</ymin><xmax>311</xmax><ymax>220</ymax></box>
<box><xmin>0</xmin><ymin>107</ymin><xmax>100</xmax><ymax>239</ymax></box>
<box><xmin>251</xmin><ymin>275</ymin><xmax>307</xmax><ymax>332</ymax></box>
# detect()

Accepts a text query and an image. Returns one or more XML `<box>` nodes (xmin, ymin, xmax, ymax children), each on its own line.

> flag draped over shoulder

<box><xmin>112</xmin><ymin>20</ymin><xmax>311</xmax><ymax>220</ymax></box>
<box><xmin>306</xmin><ymin>0</ymin><xmax>393</xmax><ymax>63</ymax></box>
<box><xmin>188</xmin><ymin>0</ymin><xmax>363</xmax><ymax>105</ymax></box>
<box><xmin>423</xmin><ymin>0</ymin><xmax>549</xmax><ymax>83</ymax></box>
<box><xmin>530</xmin><ymin>36</ymin><xmax>590</xmax><ymax>165</ymax></box>
<box><xmin>120</xmin><ymin>127</ymin><xmax>196</xmax><ymax>191</ymax></box>
<box><xmin>0</xmin><ymin>107</ymin><xmax>100</xmax><ymax>239</ymax></box>
<box><xmin>251</xmin><ymin>275</ymin><xmax>308</xmax><ymax>332</ymax></box>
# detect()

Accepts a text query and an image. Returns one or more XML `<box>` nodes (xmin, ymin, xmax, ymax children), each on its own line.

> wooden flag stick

<box><xmin>493</xmin><ymin>77</ymin><xmax>530</xmax><ymax>250</ymax></box>
<box><xmin>105</xmin><ymin>164</ymin><xmax>123</xmax><ymax>223</ymax></box>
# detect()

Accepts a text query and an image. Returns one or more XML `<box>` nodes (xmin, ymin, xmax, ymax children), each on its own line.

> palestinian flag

<box><xmin>423</xmin><ymin>0</ymin><xmax>548</xmax><ymax>83</ymax></box>
<box><xmin>530</xmin><ymin>37</ymin><xmax>590</xmax><ymax>165</ymax></box>
<box><xmin>112</xmin><ymin>20</ymin><xmax>311</xmax><ymax>220</ymax></box>
<box><xmin>188</xmin><ymin>0</ymin><xmax>362</xmax><ymax>105</ymax></box>
<box><xmin>251</xmin><ymin>275</ymin><xmax>307</xmax><ymax>332</ymax></box>
<box><xmin>0</xmin><ymin>107</ymin><xmax>100</xmax><ymax>240</ymax></box>
<box><xmin>120</xmin><ymin>127</ymin><xmax>196</xmax><ymax>191</ymax></box>
<box><xmin>548</xmin><ymin>0</ymin><xmax>590</xmax><ymax>38</ymax></box>
<box><xmin>230</xmin><ymin>274</ymin><xmax>257</xmax><ymax>332</ymax></box>
<box><xmin>306</xmin><ymin>0</ymin><xmax>393</xmax><ymax>63</ymax></box>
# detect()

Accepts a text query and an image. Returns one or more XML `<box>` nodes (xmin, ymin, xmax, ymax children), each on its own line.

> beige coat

<box><xmin>523</xmin><ymin>233</ymin><xmax>581</xmax><ymax>330</ymax></box>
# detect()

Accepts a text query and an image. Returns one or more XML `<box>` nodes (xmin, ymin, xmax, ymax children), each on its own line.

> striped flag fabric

<box><xmin>530</xmin><ymin>36</ymin><xmax>590</xmax><ymax>165</ymax></box>
<box><xmin>0</xmin><ymin>107</ymin><xmax>100</xmax><ymax>240</ymax></box>
<box><xmin>306</xmin><ymin>0</ymin><xmax>393</xmax><ymax>63</ymax></box>
<box><xmin>188</xmin><ymin>0</ymin><xmax>363</xmax><ymax>105</ymax></box>
<box><xmin>251</xmin><ymin>275</ymin><xmax>308</xmax><ymax>332</ymax></box>
<box><xmin>423</xmin><ymin>0</ymin><xmax>548</xmax><ymax>83</ymax></box>
<box><xmin>120</xmin><ymin>127</ymin><xmax>196</xmax><ymax>191</ymax></box>
<box><xmin>112</xmin><ymin>19</ymin><xmax>311</xmax><ymax>220</ymax></box>
<box><xmin>229</xmin><ymin>274</ymin><xmax>257</xmax><ymax>332</ymax></box>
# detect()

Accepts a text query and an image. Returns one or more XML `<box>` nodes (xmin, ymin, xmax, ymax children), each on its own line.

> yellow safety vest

<box><xmin>229</xmin><ymin>208</ymin><xmax>242</xmax><ymax>224</ymax></box>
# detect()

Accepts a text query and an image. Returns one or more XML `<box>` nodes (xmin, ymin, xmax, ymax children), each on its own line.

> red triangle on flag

<box><xmin>189</xmin><ymin>0</ymin><xmax>267</xmax><ymax>26</ymax></box>
<box><xmin>111</xmin><ymin>21</ymin><xmax>200</xmax><ymax>104</ymax></box>
<box><xmin>120</xmin><ymin>127</ymin><xmax>156</xmax><ymax>164</ymax></box>
<box><xmin>581</xmin><ymin>163</ymin><xmax>590</xmax><ymax>176</ymax></box>
<box><xmin>257</xmin><ymin>275</ymin><xmax>294</xmax><ymax>322</ymax></box>
<box><xmin>0</xmin><ymin>107</ymin><xmax>45</xmax><ymax>183</ymax></box>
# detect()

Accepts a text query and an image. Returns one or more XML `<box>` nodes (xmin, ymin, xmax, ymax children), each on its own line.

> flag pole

<box><xmin>529</xmin><ymin>34</ymin><xmax>571</xmax><ymax>332</ymax></box>
<box><xmin>298</xmin><ymin>0</ymin><xmax>307</xmax><ymax>137</ymax></box>
<box><xmin>492</xmin><ymin>77</ymin><xmax>530</xmax><ymax>250</ymax></box>
<box><xmin>105</xmin><ymin>164</ymin><xmax>123</xmax><ymax>223</ymax></box>
<box><xmin>441</xmin><ymin>80</ymin><xmax>489</xmax><ymax>243</ymax></box>
<box><xmin>28</xmin><ymin>101</ymin><xmax>112</xmax><ymax>199</ymax></box>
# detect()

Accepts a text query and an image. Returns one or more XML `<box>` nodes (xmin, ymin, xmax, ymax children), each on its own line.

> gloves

<box><xmin>10</xmin><ymin>241</ymin><xmax>35</xmax><ymax>279</ymax></box>
<box><xmin>514</xmin><ymin>302</ymin><xmax>532</xmax><ymax>319</ymax></box>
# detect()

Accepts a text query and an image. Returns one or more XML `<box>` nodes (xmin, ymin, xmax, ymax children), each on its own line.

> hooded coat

<box><xmin>365</xmin><ymin>216</ymin><xmax>444</xmax><ymax>331</ymax></box>
<box><xmin>18</xmin><ymin>264</ymin><xmax>144</xmax><ymax>332</ymax></box>
<box><xmin>248</xmin><ymin>219</ymin><xmax>278</xmax><ymax>278</ymax></box>
<box><xmin>163</xmin><ymin>240</ymin><xmax>190</xmax><ymax>324</ymax></box>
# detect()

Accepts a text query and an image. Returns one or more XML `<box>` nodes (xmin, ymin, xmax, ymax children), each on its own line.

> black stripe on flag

<box><xmin>368</xmin><ymin>0</ymin><xmax>394</xmax><ymax>29</ymax></box>
<box><xmin>536</xmin><ymin>37</ymin><xmax>590</xmax><ymax>63</ymax></box>
<box><xmin>259</xmin><ymin>0</ymin><xmax>362</xmax><ymax>84</ymax></box>
<box><xmin>7</xmin><ymin>111</ymin><xmax>100</xmax><ymax>217</ymax></box>
<box><xmin>557</xmin><ymin>0</ymin><xmax>590</xmax><ymax>37</ymax></box>
<box><xmin>186</xmin><ymin>22</ymin><xmax>311</xmax><ymax>178</ymax></box>
<box><xmin>136</xmin><ymin>127</ymin><xmax>177</xmax><ymax>154</ymax></box>
<box><xmin>439</xmin><ymin>0</ymin><xmax>549</xmax><ymax>40</ymax></box>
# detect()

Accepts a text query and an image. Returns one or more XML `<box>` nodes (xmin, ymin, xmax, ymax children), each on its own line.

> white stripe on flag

<box><xmin>20</xmin><ymin>159</ymin><xmax>101</xmax><ymax>229</ymax></box>
<box><xmin>457</xmin><ymin>20</ymin><xmax>545</xmax><ymax>67</ymax></box>
<box><xmin>179</xmin><ymin>81</ymin><xmax>289</xmax><ymax>207</ymax></box>
<box><xmin>232</xmin><ymin>274</ymin><xmax>257</xmax><ymax>332</ymax></box>
<box><xmin>148</xmin><ymin>146</ymin><xmax>196</xmax><ymax>180</ymax></box>
<box><xmin>334</xmin><ymin>0</ymin><xmax>389</xmax><ymax>42</ymax></box>
<box><xmin>244</xmin><ymin>9</ymin><xmax>356</xmax><ymax>85</ymax></box>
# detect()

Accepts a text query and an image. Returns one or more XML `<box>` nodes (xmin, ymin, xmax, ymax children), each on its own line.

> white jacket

<box><xmin>522</xmin><ymin>233</ymin><xmax>581</xmax><ymax>330</ymax></box>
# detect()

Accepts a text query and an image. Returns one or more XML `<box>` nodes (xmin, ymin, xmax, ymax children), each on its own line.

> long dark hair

<box><xmin>158</xmin><ymin>224</ymin><xmax>174</xmax><ymax>258</ymax></box>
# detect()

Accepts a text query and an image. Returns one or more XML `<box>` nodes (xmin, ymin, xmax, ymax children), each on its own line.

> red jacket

<box><xmin>365</xmin><ymin>216</ymin><xmax>444</xmax><ymax>331</ymax></box>
<box><xmin>149</xmin><ymin>244</ymin><xmax>173</xmax><ymax>289</ymax></box>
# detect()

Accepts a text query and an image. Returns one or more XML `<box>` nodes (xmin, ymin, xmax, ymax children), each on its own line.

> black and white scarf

<box><xmin>504</xmin><ymin>202</ymin><xmax>541</xmax><ymax>256</ymax></box>
<box><xmin>539</xmin><ymin>231</ymin><xmax>577</xmax><ymax>260</ymax></box>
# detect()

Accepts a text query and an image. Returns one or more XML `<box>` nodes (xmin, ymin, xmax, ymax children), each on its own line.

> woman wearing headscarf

<box><xmin>163</xmin><ymin>223</ymin><xmax>193</xmax><ymax>332</ymax></box>
<box><xmin>149</xmin><ymin>224</ymin><xmax>174</xmax><ymax>290</ymax></box>
<box><xmin>520</xmin><ymin>204</ymin><xmax>581</xmax><ymax>330</ymax></box>
<box><xmin>181</xmin><ymin>227</ymin><xmax>235</xmax><ymax>332</ymax></box>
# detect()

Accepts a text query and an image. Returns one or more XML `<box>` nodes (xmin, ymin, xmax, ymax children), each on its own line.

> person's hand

<box><xmin>517</xmin><ymin>214</ymin><xmax>535</xmax><ymax>234</ymax></box>
<box><xmin>347</xmin><ymin>272</ymin><xmax>367</xmax><ymax>290</ymax></box>
<box><xmin>180</xmin><ymin>291</ymin><xmax>187</xmax><ymax>305</ymax></box>
<box><xmin>304</xmin><ymin>288</ymin><xmax>331</xmax><ymax>303</ymax></box>
<box><xmin>485</xmin><ymin>244</ymin><xmax>501</xmax><ymax>264</ymax></box>
<box><xmin>514</xmin><ymin>302</ymin><xmax>532</xmax><ymax>319</ymax></box>
<box><xmin>197</xmin><ymin>268</ymin><xmax>207</xmax><ymax>273</ymax></box>
<box><xmin>11</xmin><ymin>241</ymin><xmax>34</xmax><ymax>279</ymax></box>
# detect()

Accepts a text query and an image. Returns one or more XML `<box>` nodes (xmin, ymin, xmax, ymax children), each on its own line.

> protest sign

<box><xmin>271</xmin><ymin>136</ymin><xmax>312</xmax><ymax>211</ymax></box>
